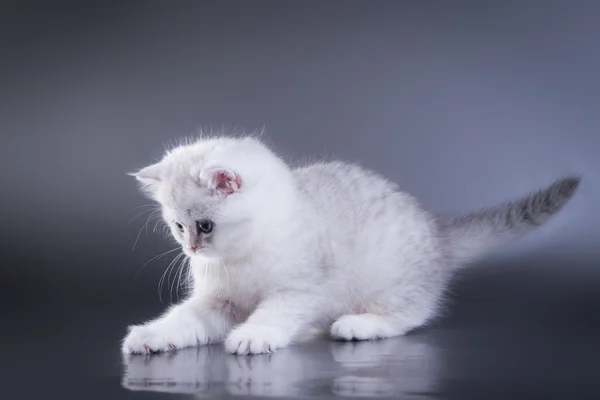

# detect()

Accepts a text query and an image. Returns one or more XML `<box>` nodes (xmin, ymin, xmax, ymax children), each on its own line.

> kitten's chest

<box><xmin>211</xmin><ymin>276</ymin><xmax>266</xmax><ymax>324</ymax></box>
<box><xmin>197</xmin><ymin>262</ymin><xmax>273</xmax><ymax>309</ymax></box>
<box><xmin>221</xmin><ymin>269</ymin><xmax>270</xmax><ymax>304</ymax></box>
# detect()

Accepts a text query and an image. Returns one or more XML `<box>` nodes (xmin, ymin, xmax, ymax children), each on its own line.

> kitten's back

<box><xmin>292</xmin><ymin>161</ymin><xmax>440</xmax><ymax>266</ymax></box>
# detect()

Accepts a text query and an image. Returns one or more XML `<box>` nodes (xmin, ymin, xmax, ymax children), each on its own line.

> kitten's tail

<box><xmin>442</xmin><ymin>176</ymin><xmax>581</xmax><ymax>266</ymax></box>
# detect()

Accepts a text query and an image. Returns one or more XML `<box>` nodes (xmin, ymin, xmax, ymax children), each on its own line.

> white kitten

<box><xmin>122</xmin><ymin>135</ymin><xmax>580</xmax><ymax>355</ymax></box>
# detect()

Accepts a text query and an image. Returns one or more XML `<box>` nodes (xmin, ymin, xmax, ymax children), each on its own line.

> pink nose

<box><xmin>188</xmin><ymin>245</ymin><xmax>197</xmax><ymax>253</ymax></box>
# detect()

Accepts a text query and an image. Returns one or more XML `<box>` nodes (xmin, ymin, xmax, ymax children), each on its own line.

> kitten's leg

<box><xmin>224</xmin><ymin>291</ymin><xmax>319</xmax><ymax>355</ymax></box>
<box><xmin>330</xmin><ymin>287</ymin><xmax>442</xmax><ymax>341</ymax></box>
<box><xmin>122</xmin><ymin>297</ymin><xmax>233</xmax><ymax>354</ymax></box>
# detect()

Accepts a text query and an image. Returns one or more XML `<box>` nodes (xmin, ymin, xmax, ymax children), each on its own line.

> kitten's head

<box><xmin>130</xmin><ymin>136</ymin><xmax>292</xmax><ymax>260</ymax></box>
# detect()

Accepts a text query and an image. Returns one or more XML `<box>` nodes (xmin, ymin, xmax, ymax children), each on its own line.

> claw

<box><xmin>143</xmin><ymin>344</ymin><xmax>151</xmax><ymax>354</ymax></box>
<box><xmin>168</xmin><ymin>343</ymin><xmax>176</xmax><ymax>350</ymax></box>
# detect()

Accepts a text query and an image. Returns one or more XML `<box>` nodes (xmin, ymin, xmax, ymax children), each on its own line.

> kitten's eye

<box><xmin>174</xmin><ymin>222</ymin><xmax>184</xmax><ymax>232</ymax></box>
<box><xmin>197</xmin><ymin>219</ymin><xmax>213</xmax><ymax>234</ymax></box>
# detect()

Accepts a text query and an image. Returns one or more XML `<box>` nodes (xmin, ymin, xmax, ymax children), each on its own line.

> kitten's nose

<box><xmin>186</xmin><ymin>235</ymin><xmax>199</xmax><ymax>253</ymax></box>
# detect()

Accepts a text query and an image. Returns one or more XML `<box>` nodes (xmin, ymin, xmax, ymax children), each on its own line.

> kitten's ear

<box><xmin>199</xmin><ymin>167</ymin><xmax>242</xmax><ymax>195</ymax></box>
<box><xmin>128</xmin><ymin>162</ymin><xmax>164</xmax><ymax>195</ymax></box>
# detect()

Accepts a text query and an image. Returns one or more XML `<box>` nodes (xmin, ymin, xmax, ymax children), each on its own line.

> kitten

<box><xmin>122</xmin><ymin>135</ymin><xmax>580</xmax><ymax>355</ymax></box>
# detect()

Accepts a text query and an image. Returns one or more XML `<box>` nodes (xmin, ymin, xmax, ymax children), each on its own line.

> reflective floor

<box><xmin>5</xmin><ymin>260</ymin><xmax>600</xmax><ymax>399</ymax></box>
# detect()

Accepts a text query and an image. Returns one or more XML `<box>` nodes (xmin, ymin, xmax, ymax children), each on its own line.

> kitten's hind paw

<box><xmin>330</xmin><ymin>314</ymin><xmax>390</xmax><ymax>341</ymax></box>
<box><xmin>330</xmin><ymin>313</ymin><xmax>414</xmax><ymax>341</ymax></box>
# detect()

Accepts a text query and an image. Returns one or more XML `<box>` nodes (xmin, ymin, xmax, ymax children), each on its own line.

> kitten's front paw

<box><xmin>122</xmin><ymin>322</ymin><xmax>203</xmax><ymax>355</ymax></box>
<box><xmin>224</xmin><ymin>324</ymin><xmax>289</xmax><ymax>355</ymax></box>
<box><xmin>122</xmin><ymin>324</ymin><xmax>178</xmax><ymax>354</ymax></box>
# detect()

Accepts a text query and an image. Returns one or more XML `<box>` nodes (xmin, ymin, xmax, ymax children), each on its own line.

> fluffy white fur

<box><xmin>122</xmin><ymin>135</ymin><xmax>580</xmax><ymax>355</ymax></box>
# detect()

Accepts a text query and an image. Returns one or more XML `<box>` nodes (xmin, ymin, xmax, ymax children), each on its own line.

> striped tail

<box><xmin>442</xmin><ymin>176</ymin><xmax>581</xmax><ymax>265</ymax></box>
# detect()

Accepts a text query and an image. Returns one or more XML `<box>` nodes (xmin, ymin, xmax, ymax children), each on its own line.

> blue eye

<box><xmin>197</xmin><ymin>220</ymin><xmax>213</xmax><ymax>234</ymax></box>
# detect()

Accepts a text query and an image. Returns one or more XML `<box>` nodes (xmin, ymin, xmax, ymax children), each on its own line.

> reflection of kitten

<box><xmin>122</xmin><ymin>338</ymin><xmax>439</xmax><ymax>398</ymax></box>
<box><xmin>122</xmin><ymin>135</ymin><xmax>580</xmax><ymax>355</ymax></box>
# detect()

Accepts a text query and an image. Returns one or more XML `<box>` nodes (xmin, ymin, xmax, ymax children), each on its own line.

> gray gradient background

<box><xmin>2</xmin><ymin>0</ymin><xmax>597</xmax><ymax>302</ymax></box>
<box><xmin>1</xmin><ymin>1</ymin><xmax>600</xmax><ymax>398</ymax></box>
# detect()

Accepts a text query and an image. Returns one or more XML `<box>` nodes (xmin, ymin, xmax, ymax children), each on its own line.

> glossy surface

<box><xmin>5</xmin><ymin>260</ymin><xmax>600</xmax><ymax>399</ymax></box>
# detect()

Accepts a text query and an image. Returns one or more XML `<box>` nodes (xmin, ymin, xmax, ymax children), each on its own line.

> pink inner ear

<box><xmin>212</xmin><ymin>170</ymin><xmax>241</xmax><ymax>195</ymax></box>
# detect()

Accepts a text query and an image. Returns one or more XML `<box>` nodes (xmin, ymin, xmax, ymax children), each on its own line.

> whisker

<box><xmin>134</xmin><ymin>247</ymin><xmax>180</xmax><ymax>280</ymax></box>
<box><xmin>215</xmin><ymin>260</ymin><xmax>223</xmax><ymax>297</ymax></box>
<box><xmin>144</xmin><ymin>210</ymin><xmax>160</xmax><ymax>236</ymax></box>
<box><xmin>183</xmin><ymin>259</ymin><xmax>193</xmax><ymax>296</ymax></box>
<box><xmin>144</xmin><ymin>247</ymin><xmax>180</xmax><ymax>267</ymax></box>
<box><xmin>153</xmin><ymin>219</ymin><xmax>165</xmax><ymax>233</ymax></box>
<box><xmin>175</xmin><ymin>259</ymin><xmax>184</xmax><ymax>302</ymax></box>
<box><xmin>167</xmin><ymin>256</ymin><xmax>179</xmax><ymax>303</ymax></box>
<box><xmin>159</xmin><ymin>252</ymin><xmax>184</xmax><ymax>303</ymax></box>
<box><xmin>203</xmin><ymin>262</ymin><xmax>209</xmax><ymax>289</ymax></box>
<box><xmin>127</xmin><ymin>204</ymin><xmax>158</xmax><ymax>212</ymax></box>
<box><xmin>171</xmin><ymin>254</ymin><xmax>188</xmax><ymax>303</ymax></box>
<box><xmin>124</xmin><ymin>207</ymin><xmax>156</xmax><ymax>228</ymax></box>
<box><xmin>180</xmin><ymin>257</ymin><xmax>192</xmax><ymax>299</ymax></box>
<box><xmin>221</xmin><ymin>259</ymin><xmax>231</xmax><ymax>291</ymax></box>
<box><xmin>132</xmin><ymin>210</ymin><xmax>161</xmax><ymax>250</ymax></box>
<box><xmin>165</xmin><ymin>252</ymin><xmax>184</xmax><ymax>293</ymax></box>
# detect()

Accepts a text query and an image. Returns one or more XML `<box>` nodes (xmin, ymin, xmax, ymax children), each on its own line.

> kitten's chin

<box><xmin>188</xmin><ymin>249</ymin><xmax>219</xmax><ymax>261</ymax></box>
